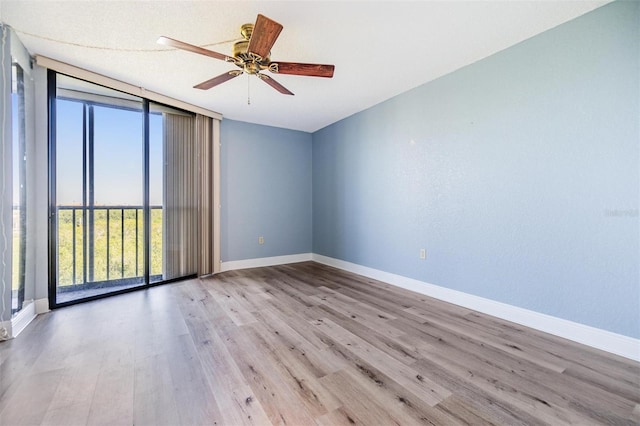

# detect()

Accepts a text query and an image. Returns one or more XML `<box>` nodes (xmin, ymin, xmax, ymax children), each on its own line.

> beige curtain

<box><xmin>163</xmin><ymin>113</ymin><xmax>197</xmax><ymax>278</ymax></box>
<box><xmin>163</xmin><ymin>112</ymin><xmax>218</xmax><ymax>279</ymax></box>
<box><xmin>196</xmin><ymin>114</ymin><xmax>215</xmax><ymax>276</ymax></box>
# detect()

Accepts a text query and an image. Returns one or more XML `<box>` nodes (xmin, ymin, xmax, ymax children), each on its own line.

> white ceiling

<box><xmin>0</xmin><ymin>1</ymin><xmax>609</xmax><ymax>132</ymax></box>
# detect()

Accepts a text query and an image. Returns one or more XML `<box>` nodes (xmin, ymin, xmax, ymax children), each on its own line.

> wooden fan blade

<box><xmin>157</xmin><ymin>36</ymin><xmax>229</xmax><ymax>61</ymax></box>
<box><xmin>270</xmin><ymin>62</ymin><xmax>334</xmax><ymax>78</ymax></box>
<box><xmin>194</xmin><ymin>71</ymin><xmax>242</xmax><ymax>90</ymax></box>
<box><xmin>247</xmin><ymin>14</ymin><xmax>283</xmax><ymax>59</ymax></box>
<box><xmin>257</xmin><ymin>74</ymin><xmax>293</xmax><ymax>95</ymax></box>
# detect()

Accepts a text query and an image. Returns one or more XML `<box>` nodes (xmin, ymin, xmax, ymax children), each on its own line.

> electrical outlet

<box><xmin>258</xmin><ymin>236</ymin><xmax>264</xmax><ymax>245</ymax></box>
<box><xmin>419</xmin><ymin>248</ymin><xmax>426</xmax><ymax>259</ymax></box>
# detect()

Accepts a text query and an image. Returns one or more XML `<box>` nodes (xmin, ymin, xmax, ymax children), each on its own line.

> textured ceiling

<box><xmin>0</xmin><ymin>1</ymin><xmax>609</xmax><ymax>132</ymax></box>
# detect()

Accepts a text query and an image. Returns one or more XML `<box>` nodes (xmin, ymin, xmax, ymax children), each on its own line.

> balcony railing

<box><xmin>56</xmin><ymin>205</ymin><xmax>163</xmax><ymax>288</ymax></box>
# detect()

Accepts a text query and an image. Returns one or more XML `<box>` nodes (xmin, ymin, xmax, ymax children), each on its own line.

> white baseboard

<box><xmin>35</xmin><ymin>298</ymin><xmax>49</xmax><ymax>314</ymax></box>
<box><xmin>312</xmin><ymin>254</ymin><xmax>640</xmax><ymax>362</ymax></box>
<box><xmin>11</xmin><ymin>300</ymin><xmax>36</xmax><ymax>337</ymax></box>
<box><xmin>221</xmin><ymin>253</ymin><xmax>312</xmax><ymax>272</ymax></box>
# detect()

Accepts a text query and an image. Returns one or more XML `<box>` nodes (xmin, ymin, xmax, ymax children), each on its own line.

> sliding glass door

<box><xmin>50</xmin><ymin>73</ymin><xmax>198</xmax><ymax>306</ymax></box>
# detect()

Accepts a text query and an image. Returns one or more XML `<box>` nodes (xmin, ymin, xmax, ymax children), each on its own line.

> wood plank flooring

<box><xmin>0</xmin><ymin>261</ymin><xmax>638</xmax><ymax>425</ymax></box>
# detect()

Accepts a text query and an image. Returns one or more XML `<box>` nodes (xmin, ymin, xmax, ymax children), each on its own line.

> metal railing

<box><xmin>56</xmin><ymin>205</ymin><xmax>162</xmax><ymax>287</ymax></box>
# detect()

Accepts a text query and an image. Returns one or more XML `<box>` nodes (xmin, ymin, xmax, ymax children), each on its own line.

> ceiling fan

<box><xmin>157</xmin><ymin>14</ymin><xmax>335</xmax><ymax>96</ymax></box>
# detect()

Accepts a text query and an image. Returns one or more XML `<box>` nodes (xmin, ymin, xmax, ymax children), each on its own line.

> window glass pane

<box><xmin>55</xmin><ymin>75</ymin><xmax>145</xmax><ymax>303</ymax></box>
<box><xmin>92</xmin><ymin>106</ymin><xmax>143</xmax><ymax>282</ymax></box>
<box><xmin>55</xmin><ymin>100</ymin><xmax>84</xmax><ymax>206</ymax></box>
<box><xmin>55</xmin><ymin>99</ymin><xmax>84</xmax><ymax>288</ymax></box>
<box><xmin>149</xmin><ymin>111</ymin><xmax>163</xmax><ymax>279</ymax></box>
<box><xmin>11</xmin><ymin>62</ymin><xmax>26</xmax><ymax>315</ymax></box>
<box><xmin>93</xmin><ymin>106</ymin><xmax>143</xmax><ymax>206</ymax></box>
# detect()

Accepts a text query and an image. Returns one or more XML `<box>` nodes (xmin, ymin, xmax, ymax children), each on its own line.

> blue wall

<box><xmin>312</xmin><ymin>1</ymin><xmax>639</xmax><ymax>338</ymax></box>
<box><xmin>221</xmin><ymin>119</ymin><xmax>312</xmax><ymax>261</ymax></box>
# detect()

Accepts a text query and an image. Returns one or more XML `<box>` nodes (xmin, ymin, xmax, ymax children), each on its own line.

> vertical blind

<box><xmin>197</xmin><ymin>114</ymin><xmax>215</xmax><ymax>276</ymax></box>
<box><xmin>163</xmin><ymin>112</ymin><xmax>217</xmax><ymax>278</ymax></box>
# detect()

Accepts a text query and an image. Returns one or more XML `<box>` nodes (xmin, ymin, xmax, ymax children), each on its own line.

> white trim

<box><xmin>10</xmin><ymin>299</ymin><xmax>36</xmax><ymax>337</ymax></box>
<box><xmin>221</xmin><ymin>253</ymin><xmax>312</xmax><ymax>272</ymax></box>
<box><xmin>9</xmin><ymin>26</ymin><xmax>32</xmax><ymax>77</ymax></box>
<box><xmin>312</xmin><ymin>254</ymin><xmax>640</xmax><ymax>362</ymax></box>
<box><xmin>34</xmin><ymin>55</ymin><xmax>222</xmax><ymax>120</ymax></box>
<box><xmin>35</xmin><ymin>298</ymin><xmax>49</xmax><ymax>314</ymax></box>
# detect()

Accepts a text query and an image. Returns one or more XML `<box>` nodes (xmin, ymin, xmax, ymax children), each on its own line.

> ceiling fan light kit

<box><xmin>158</xmin><ymin>14</ymin><xmax>335</xmax><ymax>97</ymax></box>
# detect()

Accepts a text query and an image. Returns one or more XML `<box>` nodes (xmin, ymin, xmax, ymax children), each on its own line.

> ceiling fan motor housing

<box><xmin>232</xmin><ymin>39</ymin><xmax>249</xmax><ymax>58</ymax></box>
<box><xmin>233</xmin><ymin>23</ymin><xmax>271</xmax><ymax>70</ymax></box>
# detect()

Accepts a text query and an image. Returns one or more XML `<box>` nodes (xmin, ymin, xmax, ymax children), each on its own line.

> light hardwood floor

<box><xmin>1</xmin><ymin>261</ymin><xmax>638</xmax><ymax>425</ymax></box>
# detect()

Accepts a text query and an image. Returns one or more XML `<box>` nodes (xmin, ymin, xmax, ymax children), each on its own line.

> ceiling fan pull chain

<box><xmin>247</xmin><ymin>74</ymin><xmax>251</xmax><ymax>105</ymax></box>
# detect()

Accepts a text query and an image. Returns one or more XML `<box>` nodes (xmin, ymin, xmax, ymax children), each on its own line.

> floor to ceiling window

<box><xmin>49</xmin><ymin>72</ymin><xmax>199</xmax><ymax>306</ymax></box>
<box><xmin>11</xmin><ymin>62</ymin><xmax>26</xmax><ymax>314</ymax></box>
<box><xmin>2</xmin><ymin>24</ymin><xmax>36</xmax><ymax>336</ymax></box>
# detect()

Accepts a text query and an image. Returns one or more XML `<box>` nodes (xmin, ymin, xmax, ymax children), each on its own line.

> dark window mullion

<box><xmin>143</xmin><ymin>100</ymin><xmax>150</xmax><ymax>285</ymax></box>
<box><xmin>82</xmin><ymin>104</ymin><xmax>88</xmax><ymax>284</ymax></box>
<box><xmin>47</xmin><ymin>70</ymin><xmax>57</xmax><ymax>310</ymax></box>
<box><xmin>121</xmin><ymin>209</ymin><xmax>125</xmax><ymax>279</ymax></box>
<box><xmin>88</xmin><ymin>105</ymin><xmax>95</xmax><ymax>282</ymax></box>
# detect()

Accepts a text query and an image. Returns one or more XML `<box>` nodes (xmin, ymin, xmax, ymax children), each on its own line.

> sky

<box><xmin>55</xmin><ymin>99</ymin><xmax>164</xmax><ymax>206</ymax></box>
